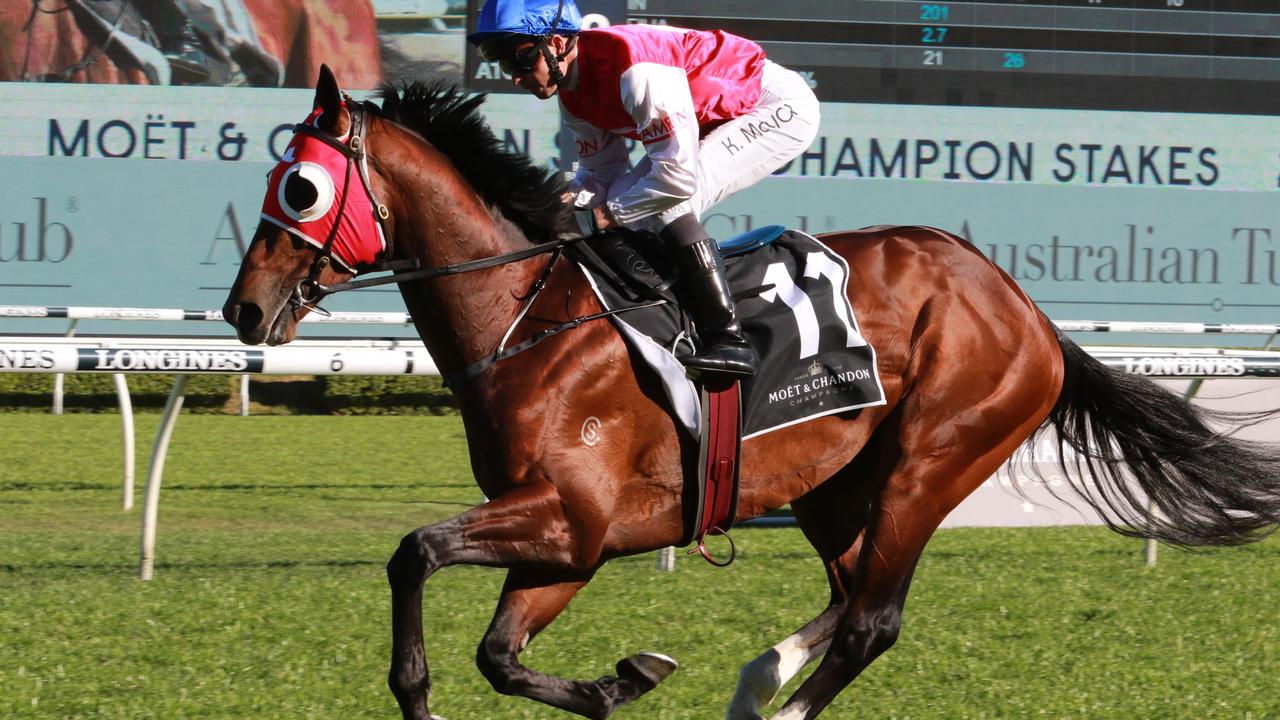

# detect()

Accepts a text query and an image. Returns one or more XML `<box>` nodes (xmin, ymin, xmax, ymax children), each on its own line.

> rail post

<box><xmin>139</xmin><ymin>375</ymin><xmax>189</xmax><ymax>581</ymax></box>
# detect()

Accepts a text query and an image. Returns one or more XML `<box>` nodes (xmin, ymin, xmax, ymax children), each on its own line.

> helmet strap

<box><xmin>542</xmin><ymin>34</ymin><xmax>577</xmax><ymax>86</ymax></box>
<box><xmin>542</xmin><ymin>0</ymin><xmax>573</xmax><ymax>86</ymax></box>
<box><xmin>548</xmin><ymin>0</ymin><xmax>566</xmax><ymax>31</ymax></box>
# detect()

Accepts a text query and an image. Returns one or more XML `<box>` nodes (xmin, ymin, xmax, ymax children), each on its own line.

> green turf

<box><xmin>2</xmin><ymin>414</ymin><xmax>1277</xmax><ymax>719</ymax></box>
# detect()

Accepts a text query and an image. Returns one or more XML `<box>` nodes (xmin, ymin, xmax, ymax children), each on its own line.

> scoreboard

<box><xmin>626</xmin><ymin>0</ymin><xmax>1280</xmax><ymax>114</ymax></box>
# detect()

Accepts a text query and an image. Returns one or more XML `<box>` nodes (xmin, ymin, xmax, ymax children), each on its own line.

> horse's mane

<box><xmin>373</xmin><ymin>81</ymin><xmax>572</xmax><ymax>243</ymax></box>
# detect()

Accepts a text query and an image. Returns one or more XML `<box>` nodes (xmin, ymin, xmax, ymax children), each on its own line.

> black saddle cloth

<box><xmin>570</xmin><ymin>228</ymin><xmax>887</xmax><ymax>439</ymax></box>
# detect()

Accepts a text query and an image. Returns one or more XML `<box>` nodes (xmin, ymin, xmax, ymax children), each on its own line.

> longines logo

<box><xmin>75</xmin><ymin>348</ymin><xmax>264</xmax><ymax>373</ymax></box>
<box><xmin>1119</xmin><ymin>356</ymin><xmax>1246</xmax><ymax>376</ymax></box>
<box><xmin>0</xmin><ymin>307</ymin><xmax>49</xmax><ymax>317</ymax></box>
<box><xmin>0</xmin><ymin>348</ymin><xmax>56</xmax><ymax>370</ymax></box>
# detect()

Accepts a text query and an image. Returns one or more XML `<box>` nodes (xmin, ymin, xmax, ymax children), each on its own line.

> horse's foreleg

<box><xmin>386</xmin><ymin>483</ymin><xmax>588</xmax><ymax>720</ymax></box>
<box><xmin>727</xmin><ymin>605</ymin><xmax>839</xmax><ymax>720</ymax></box>
<box><xmin>476</xmin><ymin>567</ymin><xmax>678</xmax><ymax>719</ymax></box>
<box><xmin>767</xmin><ymin>499</ymin><xmax>929</xmax><ymax>720</ymax></box>
<box><xmin>730</xmin><ymin>457</ymin><xmax>878</xmax><ymax>720</ymax></box>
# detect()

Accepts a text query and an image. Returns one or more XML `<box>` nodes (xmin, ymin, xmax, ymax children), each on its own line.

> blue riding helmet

<box><xmin>468</xmin><ymin>0</ymin><xmax>583</xmax><ymax>46</ymax></box>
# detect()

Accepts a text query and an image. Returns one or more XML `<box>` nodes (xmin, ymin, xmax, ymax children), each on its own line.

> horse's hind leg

<box><xmin>769</xmin><ymin>388</ymin><xmax>1056</xmax><ymax>719</ymax></box>
<box><xmin>475</xmin><ymin>567</ymin><xmax>678</xmax><ymax>719</ymax></box>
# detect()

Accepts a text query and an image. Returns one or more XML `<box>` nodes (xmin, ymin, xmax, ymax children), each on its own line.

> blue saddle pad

<box><xmin>717</xmin><ymin>225</ymin><xmax>786</xmax><ymax>257</ymax></box>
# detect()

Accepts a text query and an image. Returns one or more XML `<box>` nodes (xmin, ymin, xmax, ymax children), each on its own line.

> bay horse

<box><xmin>222</xmin><ymin>67</ymin><xmax>1280</xmax><ymax>720</ymax></box>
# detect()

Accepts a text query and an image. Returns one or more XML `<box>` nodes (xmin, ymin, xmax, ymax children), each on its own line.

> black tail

<box><xmin>1045</xmin><ymin>331</ymin><xmax>1280</xmax><ymax>546</ymax></box>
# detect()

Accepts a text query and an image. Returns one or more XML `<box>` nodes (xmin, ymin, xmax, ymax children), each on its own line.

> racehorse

<box><xmin>222</xmin><ymin>67</ymin><xmax>1280</xmax><ymax>720</ymax></box>
<box><xmin>1</xmin><ymin>0</ymin><xmax>380</xmax><ymax>87</ymax></box>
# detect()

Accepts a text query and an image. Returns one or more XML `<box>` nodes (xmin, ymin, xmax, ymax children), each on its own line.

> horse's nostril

<box><xmin>234</xmin><ymin>303</ymin><xmax>264</xmax><ymax>333</ymax></box>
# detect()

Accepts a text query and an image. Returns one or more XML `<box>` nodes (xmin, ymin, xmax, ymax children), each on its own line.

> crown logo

<box><xmin>807</xmin><ymin>360</ymin><xmax>824</xmax><ymax>376</ymax></box>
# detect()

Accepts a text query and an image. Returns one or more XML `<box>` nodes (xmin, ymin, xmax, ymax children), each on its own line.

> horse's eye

<box><xmin>277</xmin><ymin>162</ymin><xmax>335</xmax><ymax>222</ymax></box>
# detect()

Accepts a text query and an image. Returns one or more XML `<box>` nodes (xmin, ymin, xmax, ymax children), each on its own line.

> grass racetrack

<box><xmin>2</xmin><ymin>414</ymin><xmax>1277</xmax><ymax>719</ymax></box>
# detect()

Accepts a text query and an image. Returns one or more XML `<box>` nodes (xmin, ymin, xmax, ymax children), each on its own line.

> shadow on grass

<box><xmin>166</xmin><ymin>482</ymin><xmax>478</xmax><ymax>492</ymax></box>
<box><xmin>0</xmin><ymin>392</ymin><xmax>232</xmax><ymax>413</ymax></box>
<box><xmin>0</xmin><ymin>482</ymin><xmax>115</xmax><ymax>492</ymax></box>
<box><xmin>0</xmin><ymin>557</ymin><xmax>385</xmax><ymax>573</ymax></box>
<box><xmin>0</xmin><ymin>481</ymin><xmax>480</xmax><ymax>492</ymax></box>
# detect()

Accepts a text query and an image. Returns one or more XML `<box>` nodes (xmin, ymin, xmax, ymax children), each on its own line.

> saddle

<box><xmin>569</xmin><ymin>227</ymin><xmax>782</xmax><ymax>563</ymax></box>
<box><xmin>572</xmin><ymin>224</ymin><xmax>786</xmax><ymax>307</ymax></box>
<box><xmin>570</xmin><ymin>225</ymin><xmax>886</xmax><ymax>564</ymax></box>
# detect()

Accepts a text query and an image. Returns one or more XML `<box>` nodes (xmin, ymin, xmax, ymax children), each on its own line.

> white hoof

<box><xmin>638</xmin><ymin>651</ymin><xmax>678</xmax><ymax>668</ymax></box>
<box><xmin>728</xmin><ymin>651</ymin><xmax>782</xmax><ymax>719</ymax></box>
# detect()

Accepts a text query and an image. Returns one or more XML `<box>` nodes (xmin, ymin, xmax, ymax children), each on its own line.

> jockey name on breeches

<box><xmin>608</xmin><ymin>60</ymin><xmax>821</xmax><ymax>231</ymax></box>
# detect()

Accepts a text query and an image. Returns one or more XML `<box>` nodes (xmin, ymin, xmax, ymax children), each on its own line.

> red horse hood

<box><xmin>259</xmin><ymin>107</ymin><xmax>386</xmax><ymax>271</ymax></box>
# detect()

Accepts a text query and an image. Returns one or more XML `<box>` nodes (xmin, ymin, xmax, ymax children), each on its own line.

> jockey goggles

<box><xmin>480</xmin><ymin>40</ymin><xmax>546</xmax><ymax>74</ymax></box>
<box><xmin>471</xmin><ymin>0</ymin><xmax>579</xmax><ymax>77</ymax></box>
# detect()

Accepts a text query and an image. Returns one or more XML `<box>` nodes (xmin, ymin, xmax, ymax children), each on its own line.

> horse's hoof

<box><xmin>615</xmin><ymin>651</ymin><xmax>678</xmax><ymax>691</ymax></box>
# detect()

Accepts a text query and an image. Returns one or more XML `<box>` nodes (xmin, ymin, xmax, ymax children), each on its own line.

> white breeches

<box><xmin>607</xmin><ymin>60</ymin><xmax>822</xmax><ymax>232</ymax></box>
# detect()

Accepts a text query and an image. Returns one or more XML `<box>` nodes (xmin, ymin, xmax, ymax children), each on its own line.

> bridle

<box><xmin>285</xmin><ymin>101</ymin><xmax>582</xmax><ymax>316</ymax></box>
<box><xmin>285</xmin><ymin>98</ymin><xmax>391</xmax><ymax>316</ymax></box>
<box><xmin>283</xmin><ymin>104</ymin><xmax>665</xmax><ymax>387</ymax></box>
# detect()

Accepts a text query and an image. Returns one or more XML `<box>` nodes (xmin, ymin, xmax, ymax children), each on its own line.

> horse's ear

<box><xmin>313</xmin><ymin>64</ymin><xmax>342</xmax><ymax>127</ymax></box>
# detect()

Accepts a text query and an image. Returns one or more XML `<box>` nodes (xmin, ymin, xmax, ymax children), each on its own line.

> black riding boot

<box><xmin>660</xmin><ymin>214</ymin><xmax>757</xmax><ymax>379</ymax></box>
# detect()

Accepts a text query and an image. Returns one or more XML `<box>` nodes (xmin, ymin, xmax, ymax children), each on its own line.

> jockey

<box><xmin>468</xmin><ymin>0</ymin><xmax>820</xmax><ymax>379</ymax></box>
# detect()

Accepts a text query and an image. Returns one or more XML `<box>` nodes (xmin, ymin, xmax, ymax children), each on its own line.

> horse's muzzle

<box><xmin>223</xmin><ymin>299</ymin><xmax>266</xmax><ymax>344</ymax></box>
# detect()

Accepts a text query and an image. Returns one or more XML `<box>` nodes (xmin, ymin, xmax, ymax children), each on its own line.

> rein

<box><xmin>285</xmin><ymin>112</ymin><xmax>668</xmax><ymax>387</ymax></box>
<box><xmin>307</xmin><ymin>235</ymin><xmax>665</xmax><ymax>388</ymax></box>
<box><xmin>305</xmin><ymin>234</ymin><xmax>586</xmax><ymax>299</ymax></box>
